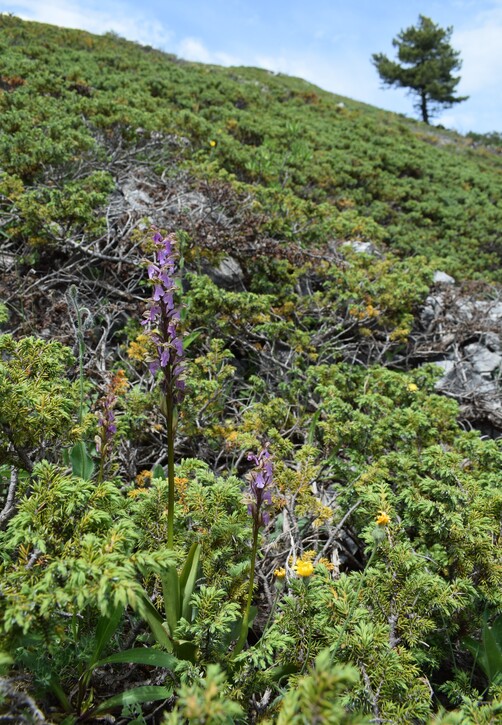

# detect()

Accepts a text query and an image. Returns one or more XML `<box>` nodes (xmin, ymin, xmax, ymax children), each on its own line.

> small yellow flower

<box><xmin>224</xmin><ymin>430</ymin><xmax>239</xmax><ymax>449</ymax></box>
<box><xmin>302</xmin><ymin>550</ymin><xmax>316</xmax><ymax>561</ymax></box>
<box><xmin>407</xmin><ymin>383</ymin><xmax>418</xmax><ymax>392</ymax></box>
<box><xmin>389</xmin><ymin>327</ymin><xmax>410</xmax><ymax>342</ymax></box>
<box><xmin>112</xmin><ymin>368</ymin><xmax>129</xmax><ymax>394</ymax></box>
<box><xmin>365</xmin><ymin>304</ymin><xmax>380</xmax><ymax>318</ymax></box>
<box><xmin>135</xmin><ymin>470</ymin><xmax>153</xmax><ymax>488</ymax></box>
<box><xmin>209</xmin><ymin>139</ymin><xmax>217</xmax><ymax>147</ymax></box>
<box><xmin>317</xmin><ymin>557</ymin><xmax>335</xmax><ymax>571</ymax></box>
<box><xmin>274</xmin><ymin>567</ymin><xmax>286</xmax><ymax>579</ymax></box>
<box><xmin>376</xmin><ymin>510</ymin><xmax>391</xmax><ymax>526</ymax></box>
<box><xmin>127</xmin><ymin>334</ymin><xmax>153</xmax><ymax>362</ymax></box>
<box><xmin>174</xmin><ymin>476</ymin><xmax>189</xmax><ymax>496</ymax></box>
<box><xmin>128</xmin><ymin>488</ymin><xmax>148</xmax><ymax>498</ymax></box>
<box><xmin>295</xmin><ymin>560</ymin><xmax>314</xmax><ymax>578</ymax></box>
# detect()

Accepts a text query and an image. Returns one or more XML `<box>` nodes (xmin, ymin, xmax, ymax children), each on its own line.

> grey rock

<box><xmin>461</xmin><ymin>299</ymin><xmax>502</xmax><ymax>323</ymax></box>
<box><xmin>433</xmin><ymin>359</ymin><xmax>456</xmax><ymax>375</ymax></box>
<box><xmin>486</xmin><ymin>302</ymin><xmax>502</xmax><ymax>322</ymax></box>
<box><xmin>418</xmin><ymin>280</ymin><xmax>501</xmax><ymax>431</ymax></box>
<box><xmin>433</xmin><ymin>270</ymin><xmax>456</xmax><ymax>285</ymax></box>
<box><xmin>205</xmin><ymin>256</ymin><xmax>244</xmax><ymax>290</ymax></box>
<box><xmin>343</xmin><ymin>240</ymin><xmax>380</xmax><ymax>255</ymax></box>
<box><xmin>420</xmin><ymin>305</ymin><xmax>435</xmax><ymax>326</ymax></box>
<box><xmin>435</xmin><ymin>364</ymin><xmax>498</xmax><ymax>396</ymax></box>
<box><xmin>420</xmin><ymin>294</ymin><xmax>442</xmax><ymax>326</ymax></box>
<box><xmin>483</xmin><ymin>332</ymin><xmax>501</xmax><ymax>352</ymax></box>
<box><xmin>122</xmin><ymin>179</ymin><xmax>153</xmax><ymax>210</ymax></box>
<box><xmin>464</xmin><ymin>344</ymin><xmax>502</xmax><ymax>374</ymax></box>
<box><xmin>0</xmin><ymin>252</ymin><xmax>16</xmax><ymax>269</ymax></box>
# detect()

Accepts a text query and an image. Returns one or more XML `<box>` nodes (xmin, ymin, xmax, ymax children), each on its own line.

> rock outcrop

<box><xmin>418</xmin><ymin>274</ymin><xmax>502</xmax><ymax>431</ymax></box>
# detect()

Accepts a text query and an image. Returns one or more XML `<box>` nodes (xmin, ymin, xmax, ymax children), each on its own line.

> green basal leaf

<box><xmin>92</xmin><ymin>685</ymin><xmax>173</xmax><ymax>715</ymax></box>
<box><xmin>464</xmin><ymin>616</ymin><xmax>502</xmax><ymax>685</ymax></box>
<box><xmin>96</xmin><ymin>647</ymin><xmax>177</xmax><ymax>670</ymax></box>
<box><xmin>173</xmin><ymin>640</ymin><xmax>197</xmax><ymax>663</ymax></box>
<box><xmin>135</xmin><ymin>592</ymin><xmax>172</xmax><ymax>652</ymax></box>
<box><xmin>269</xmin><ymin>662</ymin><xmax>300</xmax><ymax>683</ymax></box>
<box><xmin>69</xmin><ymin>440</ymin><xmax>95</xmax><ymax>480</ymax></box>
<box><xmin>183</xmin><ymin>330</ymin><xmax>201</xmax><ymax>349</ymax></box>
<box><xmin>49</xmin><ymin>675</ymin><xmax>72</xmax><ymax>713</ymax></box>
<box><xmin>161</xmin><ymin>564</ymin><xmax>180</xmax><ymax>637</ymax></box>
<box><xmin>482</xmin><ymin>618</ymin><xmax>502</xmax><ymax>684</ymax></box>
<box><xmin>152</xmin><ymin>463</ymin><xmax>165</xmax><ymax>479</ymax></box>
<box><xmin>179</xmin><ymin>542</ymin><xmax>201</xmax><ymax>622</ymax></box>
<box><xmin>88</xmin><ymin>603</ymin><xmax>124</xmax><ymax>667</ymax></box>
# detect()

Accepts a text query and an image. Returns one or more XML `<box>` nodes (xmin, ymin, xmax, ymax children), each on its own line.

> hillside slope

<box><xmin>0</xmin><ymin>15</ymin><xmax>501</xmax><ymax>724</ymax></box>
<box><xmin>0</xmin><ymin>14</ymin><xmax>501</xmax><ymax>281</ymax></box>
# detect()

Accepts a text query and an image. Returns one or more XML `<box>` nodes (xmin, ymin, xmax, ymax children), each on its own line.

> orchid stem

<box><xmin>166</xmin><ymin>384</ymin><xmax>175</xmax><ymax>551</ymax></box>
<box><xmin>233</xmin><ymin>520</ymin><xmax>259</xmax><ymax>656</ymax></box>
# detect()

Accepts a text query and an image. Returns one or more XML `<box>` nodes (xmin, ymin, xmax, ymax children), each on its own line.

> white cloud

<box><xmin>176</xmin><ymin>37</ymin><xmax>212</xmax><ymax>63</ymax></box>
<box><xmin>253</xmin><ymin>49</ymin><xmax>387</xmax><ymax>106</ymax></box>
<box><xmin>176</xmin><ymin>36</ymin><xmax>240</xmax><ymax>66</ymax></box>
<box><xmin>2</xmin><ymin>0</ymin><xmax>173</xmax><ymax>49</ymax></box>
<box><xmin>254</xmin><ymin>53</ymin><xmax>310</xmax><ymax>80</ymax></box>
<box><xmin>453</xmin><ymin>3</ymin><xmax>502</xmax><ymax>93</ymax></box>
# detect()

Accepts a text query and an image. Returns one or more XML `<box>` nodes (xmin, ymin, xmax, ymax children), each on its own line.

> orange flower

<box><xmin>111</xmin><ymin>369</ymin><xmax>129</xmax><ymax>394</ymax></box>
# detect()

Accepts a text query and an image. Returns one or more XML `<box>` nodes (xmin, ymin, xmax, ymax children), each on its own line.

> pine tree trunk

<box><xmin>420</xmin><ymin>90</ymin><xmax>429</xmax><ymax>124</ymax></box>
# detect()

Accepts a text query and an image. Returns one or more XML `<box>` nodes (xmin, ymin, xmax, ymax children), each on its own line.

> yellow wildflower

<box><xmin>111</xmin><ymin>369</ymin><xmax>129</xmax><ymax>394</ymax></box>
<box><xmin>365</xmin><ymin>304</ymin><xmax>380</xmax><ymax>318</ymax></box>
<box><xmin>302</xmin><ymin>550</ymin><xmax>316</xmax><ymax>561</ymax></box>
<box><xmin>295</xmin><ymin>560</ymin><xmax>314</xmax><ymax>577</ymax></box>
<box><xmin>376</xmin><ymin>510</ymin><xmax>391</xmax><ymax>526</ymax></box>
<box><xmin>174</xmin><ymin>476</ymin><xmax>189</xmax><ymax>495</ymax></box>
<box><xmin>407</xmin><ymin>383</ymin><xmax>418</xmax><ymax>392</ymax></box>
<box><xmin>274</xmin><ymin>567</ymin><xmax>286</xmax><ymax>579</ymax></box>
<box><xmin>127</xmin><ymin>334</ymin><xmax>153</xmax><ymax>362</ymax></box>
<box><xmin>389</xmin><ymin>327</ymin><xmax>410</xmax><ymax>342</ymax></box>
<box><xmin>135</xmin><ymin>470</ymin><xmax>152</xmax><ymax>488</ymax></box>
<box><xmin>128</xmin><ymin>488</ymin><xmax>148</xmax><ymax>498</ymax></box>
<box><xmin>318</xmin><ymin>557</ymin><xmax>335</xmax><ymax>571</ymax></box>
<box><xmin>209</xmin><ymin>139</ymin><xmax>217</xmax><ymax>147</ymax></box>
<box><xmin>224</xmin><ymin>430</ymin><xmax>239</xmax><ymax>449</ymax></box>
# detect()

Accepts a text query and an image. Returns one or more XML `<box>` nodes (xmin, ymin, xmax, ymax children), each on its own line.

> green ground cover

<box><xmin>0</xmin><ymin>15</ymin><xmax>501</xmax><ymax>724</ymax></box>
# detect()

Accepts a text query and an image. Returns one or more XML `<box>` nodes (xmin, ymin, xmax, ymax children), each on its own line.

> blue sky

<box><xmin>2</xmin><ymin>0</ymin><xmax>501</xmax><ymax>133</ymax></box>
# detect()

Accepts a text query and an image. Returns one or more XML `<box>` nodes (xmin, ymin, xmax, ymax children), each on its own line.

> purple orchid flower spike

<box><xmin>233</xmin><ymin>444</ymin><xmax>274</xmax><ymax>655</ymax></box>
<box><xmin>95</xmin><ymin>369</ymin><xmax>129</xmax><ymax>484</ymax></box>
<box><xmin>142</xmin><ymin>232</ymin><xmax>186</xmax><ymax>403</ymax></box>
<box><xmin>142</xmin><ymin>232</ymin><xmax>186</xmax><ymax>550</ymax></box>
<box><xmin>248</xmin><ymin>445</ymin><xmax>274</xmax><ymax>529</ymax></box>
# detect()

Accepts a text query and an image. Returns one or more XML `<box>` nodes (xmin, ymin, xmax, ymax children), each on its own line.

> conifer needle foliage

<box><xmin>0</xmin><ymin>14</ymin><xmax>501</xmax><ymax>724</ymax></box>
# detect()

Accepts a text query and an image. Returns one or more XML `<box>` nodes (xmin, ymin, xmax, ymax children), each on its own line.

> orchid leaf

<box><xmin>69</xmin><ymin>440</ymin><xmax>95</xmax><ymax>480</ymax></box>
<box><xmin>161</xmin><ymin>564</ymin><xmax>180</xmax><ymax>637</ymax></box>
<box><xmin>93</xmin><ymin>686</ymin><xmax>173</xmax><ymax>715</ymax></box>
<box><xmin>135</xmin><ymin>592</ymin><xmax>172</xmax><ymax>652</ymax></box>
<box><xmin>88</xmin><ymin>603</ymin><xmax>124</xmax><ymax>667</ymax></box>
<box><xmin>179</xmin><ymin>542</ymin><xmax>201</xmax><ymax>622</ymax></box>
<box><xmin>96</xmin><ymin>647</ymin><xmax>177</xmax><ymax>670</ymax></box>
